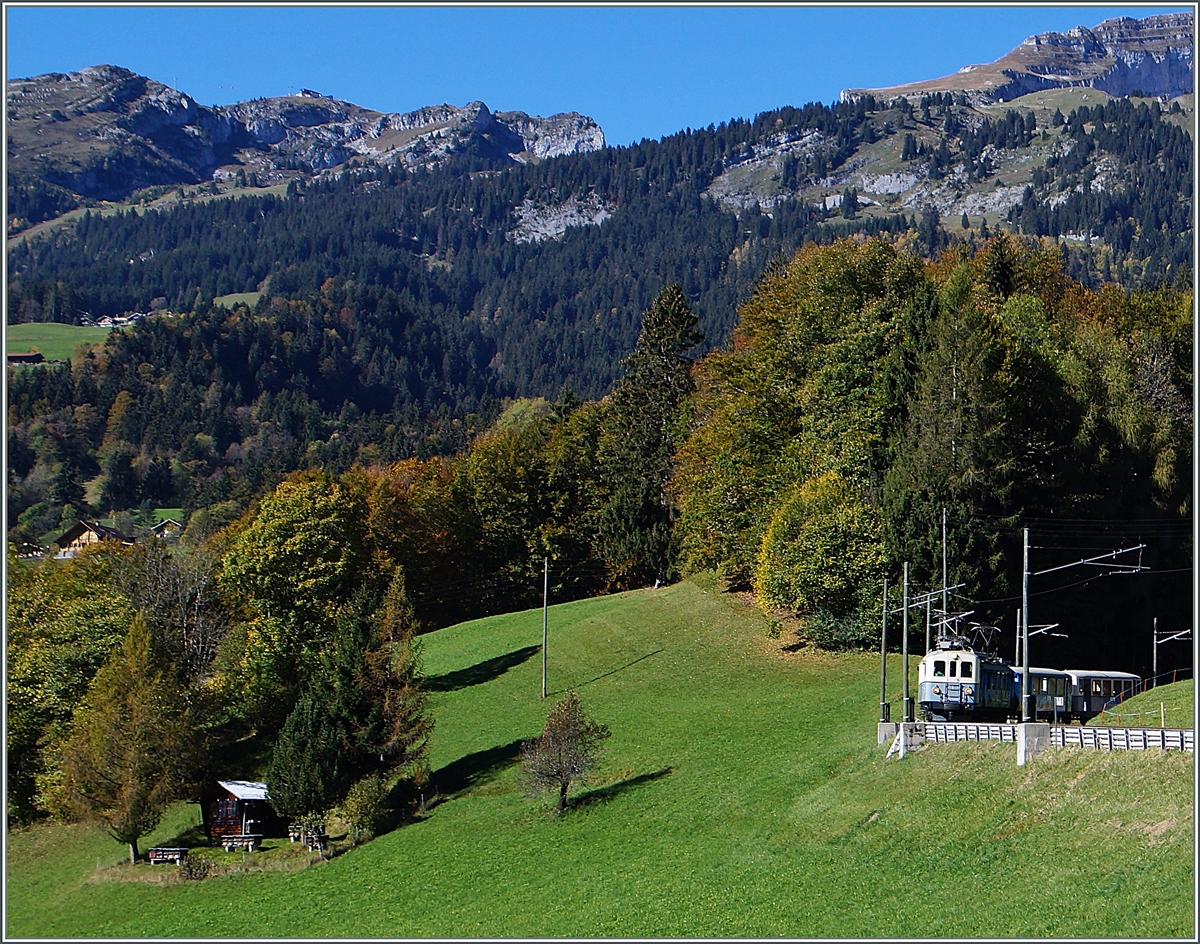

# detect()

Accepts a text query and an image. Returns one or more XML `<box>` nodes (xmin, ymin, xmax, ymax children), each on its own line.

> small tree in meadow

<box><xmin>340</xmin><ymin>772</ymin><xmax>389</xmax><ymax>843</ymax></box>
<box><xmin>41</xmin><ymin>615</ymin><xmax>203</xmax><ymax>865</ymax></box>
<box><xmin>520</xmin><ymin>691</ymin><xmax>610</xmax><ymax>813</ymax></box>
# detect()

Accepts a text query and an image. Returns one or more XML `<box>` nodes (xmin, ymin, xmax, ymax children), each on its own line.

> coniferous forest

<box><xmin>7</xmin><ymin>96</ymin><xmax>1192</xmax><ymax>534</ymax></box>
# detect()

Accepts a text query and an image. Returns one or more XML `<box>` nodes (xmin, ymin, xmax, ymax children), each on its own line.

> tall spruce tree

<box><xmin>265</xmin><ymin>571</ymin><xmax>430</xmax><ymax>825</ymax></box>
<box><xmin>597</xmin><ymin>284</ymin><xmax>702</xmax><ymax>587</ymax></box>
<box><xmin>264</xmin><ymin>688</ymin><xmax>349</xmax><ymax>823</ymax></box>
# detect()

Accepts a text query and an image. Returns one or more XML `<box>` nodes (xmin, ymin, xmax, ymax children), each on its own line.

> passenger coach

<box><xmin>1063</xmin><ymin>669</ymin><xmax>1142</xmax><ymax>719</ymax></box>
<box><xmin>1011</xmin><ymin>666</ymin><xmax>1072</xmax><ymax>721</ymax></box>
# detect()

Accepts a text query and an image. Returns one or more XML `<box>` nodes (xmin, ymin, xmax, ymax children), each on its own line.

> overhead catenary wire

<box><xmin>969</xmin><ymin>512</ymin><xmax>1193</xmax><ymax>526</ymax></box>
<box><xmin>949</xmin><ymin>572</ymin><xmax>1138</xmax><ymax>606</ymax></box>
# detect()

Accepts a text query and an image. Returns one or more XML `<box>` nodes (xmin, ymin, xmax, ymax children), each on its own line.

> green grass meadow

<box><xmin>1096</xmin><ymin>677</ymin><xmax>1195</xmax><ymax>728</ymax></box>
<box><xmin>6</xmin><ymin>322</ymin><xmax>112</xmax><ymax>361</ymax></box>
<box><xmin>212</xmin><ymin>291</ymin><xmax>263</xmax><ymax>310</ymax></box>
<box><xmin>5</xmin><ymin>578</ymin><xmax>1194</xmax><ymax>937</ymax></box>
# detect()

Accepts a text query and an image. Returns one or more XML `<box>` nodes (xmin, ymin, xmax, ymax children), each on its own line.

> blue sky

<box><xmin>4</xmin><ymin>4</ymin><xmax>1191</xmax><ymax>146</ymax></box>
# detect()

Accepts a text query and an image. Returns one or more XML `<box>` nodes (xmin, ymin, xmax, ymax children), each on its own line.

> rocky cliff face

<box><xmin>844</xmin><ymin>12</ymin><xmax>1193</xmax><ymax>104</ymax></box>
<box><xmin>6</xmin><ymin>65</ymin><xmax>606</xmax><ymax>211</ymax></box>
<box><xmin>496</xmin><ymin>110</ymin><xmax>608</xmax><ymax>160</ymax></box>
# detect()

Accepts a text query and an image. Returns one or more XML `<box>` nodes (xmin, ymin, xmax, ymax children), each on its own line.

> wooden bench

<box><xmin>147</xmin><ymin>847</ymin><xmax>188</xmax><ymax>865</ymax></box>
<box><xmin>220</xmin><ymin>834</ymin><xmax>262</xmax><ymax>853</ymax></box>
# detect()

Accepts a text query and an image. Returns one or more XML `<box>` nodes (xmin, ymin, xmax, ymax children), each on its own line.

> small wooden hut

<box><xmin>200</xmin><ymin>781</ymin><xmax>286</xmax><ymax>842</ymax></box>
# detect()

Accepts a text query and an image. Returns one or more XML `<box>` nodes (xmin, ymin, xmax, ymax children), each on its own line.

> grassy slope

<box><xmin>1093</xmin><ymin>679</ymin><xmax>1195</xmax><ymax>728</ymax></box>
<box><xmin>5</xmin><ymin>322</ymin><xmax>111</xmax><ymax>360</ymax></box>
<box><xmin>5</xmin><ymin>578</ymin><xmax>1193</xmax><ymax>938</ymax></box>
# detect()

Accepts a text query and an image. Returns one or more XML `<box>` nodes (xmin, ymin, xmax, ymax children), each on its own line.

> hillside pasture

<box><xmin>212</xmin><ymin>291</ymin><xmax>263</xmax><ymax>310</ymax></box>
<box><xmin>6</xmin><ymin>322</ymin><xmax>111</xmax><ymax>361</ymax></box>
<box><xmin>5</xmin><ymin>578</ymin><xmax>1193</xmax><ymax>938</ymax></box>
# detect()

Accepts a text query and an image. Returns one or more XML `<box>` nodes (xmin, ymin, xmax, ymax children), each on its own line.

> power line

<box><xmin>970</xmin><ymin>512</ymin><xmax>1193</xmax><ymax>525</ymax></box>
<box><xmin>950</xmin><ymin>567</ymin><xmax>1160</xmax><ymax>606</ymax></box>
<box><xmin>963</xmin><ymin>515</ymin><xmax>1192</xmax><ymax>537</ymax></box>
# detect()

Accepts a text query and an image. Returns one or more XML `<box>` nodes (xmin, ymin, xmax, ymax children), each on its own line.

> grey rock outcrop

<box><xmin>497</xmin><ymin>110</ymin><xmax>608</xmax><ymax>160</ymax></box>
<box><xmin>507</xmin><ymin>193</ymin><xmax>614</xmax><ymax>243</ymax></box>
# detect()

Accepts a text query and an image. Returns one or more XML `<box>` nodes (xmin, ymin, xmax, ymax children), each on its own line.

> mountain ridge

<box><xmin>6</xmin><ymin>64</ymin><xmax>604</xmax><ymax>223</ymax></box>
<box><xmin>843</xmin><ymin>12</ymin><xmax>1193</xmax><ymax>104</ymax></box>
<box><xmin>7</xmin><ymin>12</ymin><xmax>1193</xmax><ymax>238</ymax></box>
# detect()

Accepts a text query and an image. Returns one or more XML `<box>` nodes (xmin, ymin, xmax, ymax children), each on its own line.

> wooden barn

<box><xmin>200</xmin><ymin>781</ymin><xmax>286</xmax><ymax>842</ymax></box>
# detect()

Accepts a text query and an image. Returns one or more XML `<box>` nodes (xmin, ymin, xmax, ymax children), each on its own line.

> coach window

<box><xmin>949</xmin><ymin>662</ymin><xmax>957</xmax><ymax>677</ymax></box>
<box><xmin>933</xmin><ymin>661</ymin><xmax>946</xmax><ymax>677</ymax></box>
<box><xmin>1093</xmin><ymin>680</ymin><xmax>1103</xmax><ymax>694</ymax></box>
<box><xmin>960</xmin><ymin>663</ymin><xmax>973</xmax><ymax>678</ymax></box>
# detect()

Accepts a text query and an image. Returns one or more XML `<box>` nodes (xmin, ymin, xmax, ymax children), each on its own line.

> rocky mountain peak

<box><xmin>844</xmin><ymin>11</ymin><xmax>1193</xmax><ymax>104</ymax></box>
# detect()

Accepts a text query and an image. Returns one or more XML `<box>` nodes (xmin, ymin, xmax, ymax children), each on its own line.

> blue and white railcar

<box><xmin>918</xmin><ymin>644</ymin><xmax>1014</xmax><ymax>721</ymax></box>
<box><xmin>1011</xmin><ymin>666</ymin><xmax>1073</xmax><ymax>721</ymax></box>
<box><xmin>1062</xmin><ymin>669</ymin><xmax>1142</xmax><ymax>721</ymax></box>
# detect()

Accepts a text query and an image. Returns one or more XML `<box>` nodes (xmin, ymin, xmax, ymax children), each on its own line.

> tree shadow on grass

<box><xmin>158</xmin><ymin>819</ymin><xmax>209</xmax><ymax>849</ymax></box>
<box><xmin>424</xmin><ymin>645</ymin><xmax>541</xmax><ymax>693</ymax></box>
<box><xmin>567</xmin><ymin>648</ymin><xmax>664</xmax><ymax>692</ymax></box>
<box><xmin>572</xmin><ymin>766</ymin><xmax>674</xmax><ymax>810</ymax></box>
<box><xmin>428</xmin><ymin>738</ymin><xmax>527</xmax><ymax>797</ymax></box>
<box><xmin>377</xmin><ymin>739</ymin><xmax>527</xmax><ymax>836</ymax></box>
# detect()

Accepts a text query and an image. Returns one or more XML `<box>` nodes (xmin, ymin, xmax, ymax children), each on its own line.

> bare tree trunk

<box><xmin>129</xmin><ymin>839</ymin><xmax>138</xmax><ymax>866</ymax></box>
<box><xmin>557</xmin><ymin>780</ymin><xmax>569</xmax><ymax>813</ymax></box>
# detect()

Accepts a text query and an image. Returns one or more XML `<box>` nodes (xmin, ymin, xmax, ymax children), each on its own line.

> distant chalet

<box><xmin>44</xmin><ymin>518</ymin><xmax>182</xmax><ymax>560</ymax></box>
<box><xmin>7</xmin><ymin>351</ymin><xmax>44</xmax><ymax>364</ymax></box>
<box><xmin>51</xmin><ymin>520</ymin><xmax>135</xmax><ymax>559</ymax></box>
<box><xmin>151</xmin><ymin>517</ymin><xmax>183</xmax><ymax>540</ymax></box>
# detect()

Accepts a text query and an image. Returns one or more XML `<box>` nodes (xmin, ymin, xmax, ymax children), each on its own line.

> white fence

<box><xmin>1051</xmin><ymin>725</ymin><xmax>1193</xmax><ymax>752</ymax></box>
<box><xmin>885</xmin><ymin>721</ymin><xmax>1192</xmax><ymax>765</ymax></box>
<box><xmin>921</xmin><ymin>722</ymin><xmax>1019</xmax><ymax>743</ymax></box>
<box><xmin>910</xmin><ymin>721</ymin><xmax>1192</xmax><ymax>752</ymax></box>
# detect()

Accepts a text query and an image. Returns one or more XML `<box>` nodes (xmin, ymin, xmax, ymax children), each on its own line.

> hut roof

<box><xmin>218</xmin><ymin>780</ymin><xmax>270</xmax><ymax>801</ymax></box>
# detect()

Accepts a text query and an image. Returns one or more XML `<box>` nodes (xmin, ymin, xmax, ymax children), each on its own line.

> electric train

<box><xmin>917</xmin><ymin>638</ymin><xmax>1142</xmax><ymax>723</ymax></box>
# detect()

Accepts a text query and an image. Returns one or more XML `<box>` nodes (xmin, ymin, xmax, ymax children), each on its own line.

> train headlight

<box><xmin>933</xmin><ymin>686</ymin><xmax>942</xmax><ymax>695</ymax></box>
<box><xmin>964</xmin><ymin>686</ymin><xmax>974</xmax><ymax>696</ymax></box>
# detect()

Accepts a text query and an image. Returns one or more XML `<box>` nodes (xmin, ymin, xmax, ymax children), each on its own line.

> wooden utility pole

<box><xmin>1152</xmin><ymin>619</ymin><xmax>1191</xmax><ymax>689</ymax></box>
<box><xmin>1152</xmin><ymin>616</ymin><xmax>1158</xmax><ymax>688</ymax></box>
<box><xmin>942</xmin><ymin>506</ymin><xmax>948</xmax><ymax>619</ymax></box>
<box><xmin>902</xmin><ymin>563</ymin><xmax>912</xmax><ymax>722</ymax></box>
<box><xmin>542</xmin><ymin>556</ymin><xmax>549</xmax><ymax>699</ymax></box>
<box><xmin>925</xmin><ymin>598</ymin><xmax>932</xmax><ymax>655</ymax></box>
